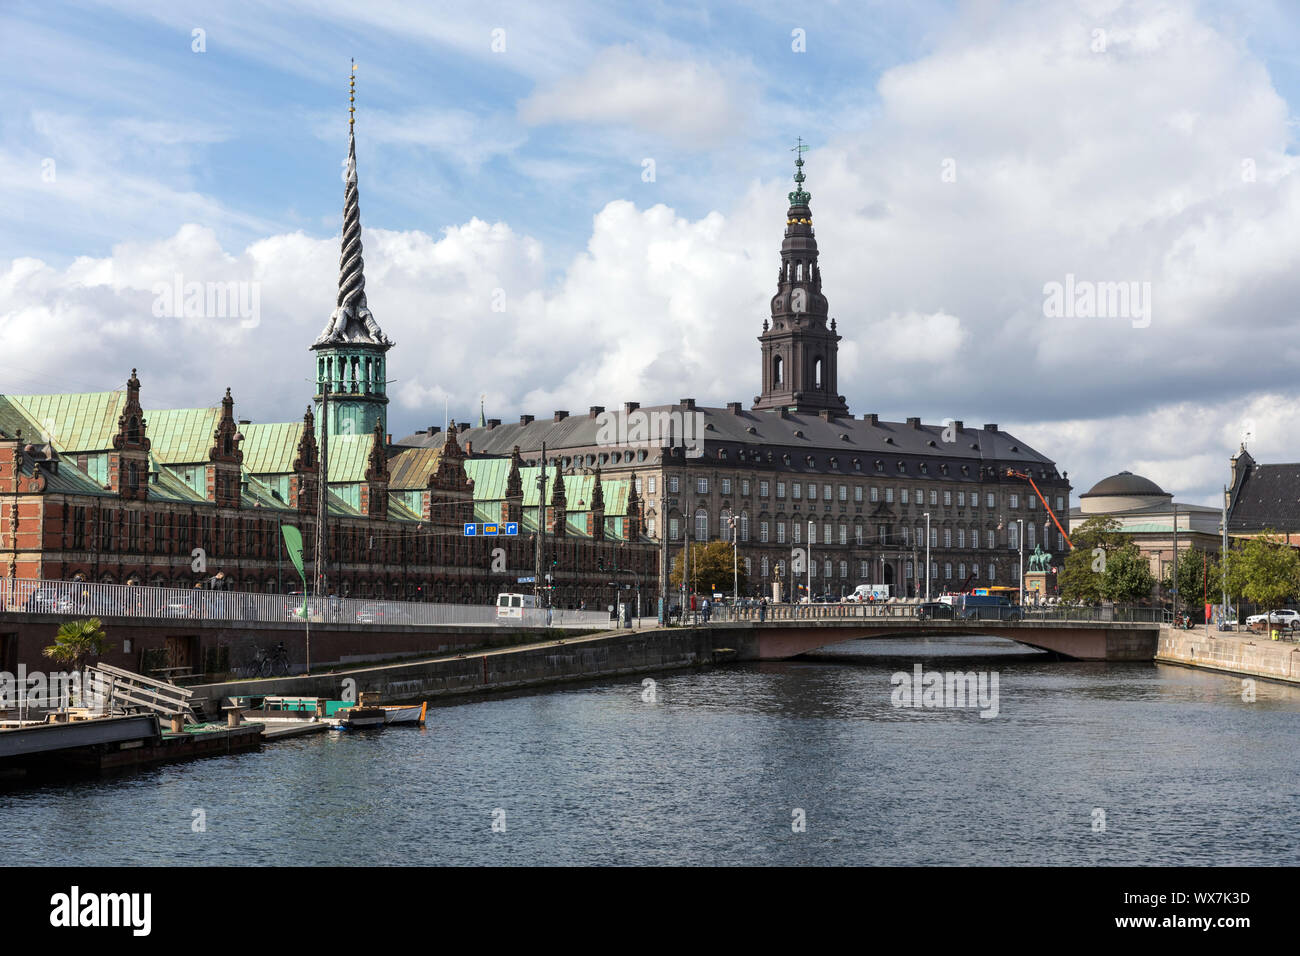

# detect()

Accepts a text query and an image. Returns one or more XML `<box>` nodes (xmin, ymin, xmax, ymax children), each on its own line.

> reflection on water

<box><xmin>1</xmin><ymin>635</ymin><xmax>1296</xmax><ymax>866</ymax></box>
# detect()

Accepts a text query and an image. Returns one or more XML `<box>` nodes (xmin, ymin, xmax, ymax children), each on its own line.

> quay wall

<box><xmin>1156</xmin><ymin>626</ymin><xmax>1300</xmax><ymax>685</ymax></box>
<box><xmin>192</xmin><ymin>626</ymin><xmax>731</xmax><ymax>704</ymax></box>
<box><xmin>0</xmin><ymin>611</ymin><xmax>574</xmax><ymax>677</ymax></box>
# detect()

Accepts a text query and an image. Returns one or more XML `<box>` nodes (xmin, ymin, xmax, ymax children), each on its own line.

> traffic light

<box><xmin>597</xmin><ymin>557</ymin><xmax>605</xmax><ymax>572</ymax></box>
<box><xmin>550</xmin><ymin>552</ymin><xmax>558</xmax><ymax>567</ymax></box>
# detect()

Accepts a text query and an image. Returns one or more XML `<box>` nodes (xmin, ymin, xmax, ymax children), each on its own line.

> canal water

<box><xmin>2</xmin><ymin>635</ymin><xmax>1296</xmax><ymax>866</ymax></box>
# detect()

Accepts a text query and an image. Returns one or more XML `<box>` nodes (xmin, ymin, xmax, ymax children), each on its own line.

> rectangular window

<box><xmin>901</xmin><ymin>489</ymin><xmax>909</xmax><ymax>505</ymax></box>
<box><xmin>777</xmin><ymin>522</ymin><xmax>786</xmax><ymax>544</ymax></box>
<box><xmin>838</xmin><ymin>524</ymin><xmax>847</xmax><ymax>545</ymax></box>
<box><xmin>696</xmin><ymin>477</ymin><xmax>709</xmax><ymax>495</ymax></box>
<box><xmin>944</xmin><ymin>563</ymin><xmax>952</xmax><ymax>580</ymax></box>
<box><xmin>793</xmin><ymin>483</ymin><xmax>802</xmax><ymax>500</ymax></box>
<box><xmin>823</xmin><ymin>559</ymin><xmax>832</xmax><ymax>578</ymax></box>
<box><xmin>721</xmin><ymin>478</ymin><xmax>731</xmax><ymax>495</ymax></box>
<box><xmin>987</xmin><ymin>492</ymin><xmax>995</xmax><ymax>508</ymax></box>
<box><xmin>1056</xmin><ymin>496</ymin><xmax>1063</xmax><ymax>512</ymax></box>
<box><xmin>741</xmin><ymin>479</ymin><xmax>750</xmax><ymax>496</ymax></box>
<box><xmin>885</xmin><ymin>487</ymin><xmax>894</xmax><ymax>504</ymax></box>
<box><xmin>634</xmin><ymin>476</ymin><xmax>643</xmax><ymax>494</ymax></box>
<box><xmin>944</xmin><ymin>528</ymin><xmax>952</xmax><ymax>547</ymax></box>
<box><xmin>760</xmin><ymin>521</ymin><xmax>770</xmax><ymax>543</ymax></box>
<box><xmin>987</xmin><ymin>530</ymin><xmax>995</xmax><ymax>549</ymax></box>
<box><xmin>943</xmin><ymin>490</ymin><xmax>952</xmax><ymax>506</ymax></box>
<box><xmin>824</xmin><ymin>522</ymin><xmax>832</xmax><ymax>544</ymax></box>
<box><xmin>855</xmin><ymin>525</ymin><xmax>864</xmax><ymax>545</ymax></box>
<box><xmin>776</xmin><ymin>482</ymin><xmax>786</xmax><ymax>499</ymax></box>
<box><xmin>871</xmin><ymin>487</ymin><xmax>879</xmax><ymax>503</ymax></box>
<box><xmin>930</xmin><ymin>528</ymin><xmax>937</xmax><ymax>547</ymax></box>
<box><xmin>854</xmin><ymin>486</ymin><xmax>863</xmax><ymax>503</ymax></box>
<box><xmin>957</xmin><ymin>529</ymin><xmax>965</xmax><ymax>548</ymax></box>
<box><xmin>760</xmin><ymin>480</ymin><xmax>770</xmax><ymax>498</ymax></box>
<box><xmin>795</xmin><ymin>523</ymin><xmax>804</xmax><ymax>544</ymax></box>
<box><xmin>648</xmin><ymin>476</ymin><xmax>656</xmax><ymax>494</ymax></box>
<box><xmin>669</xmin><ymin>476</ymin><xmax>679</xmax><ymax>494</ymax></box>
<box><xmin>669</xmin><ymin>517</ymin><xmax>680</xmax><ymax>541</ymax></box>
<box><xmin>823</xmin><ymin>485</ymin><xmax>831</xmax><ymax>501</ymax></box>
<box><xmin>839</xmin><ymin>560</ymin><xmax>848</xmax><ymax>578</ymax></box>
<box><xmin>929</xmin><ymin>489</ymin><xmax>937</xmax><ymax>506</ymax></box>
<box><xmin>902</xmin><ymin>526</ymin><xmax>910</xmax><ymax>546</ymax></box>
<box><xmin>1010</xmin><ymin>493</ymin><xmax>1020</xmax><ymax>509</ymax></box>
<box><xmin>838</xmin><ymin>485</ymin><xmax>847</xmax><ymax>501</ymax></box>
<box><xmin>957</xmin><ymin>491</ymin><xmax>965</xmax><ymax>507</ymax></box>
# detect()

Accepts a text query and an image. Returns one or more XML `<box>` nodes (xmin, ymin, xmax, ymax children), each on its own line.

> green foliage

<box><xmin>1222</xmin><ymin>532</ymin><xmax>1300</xmax><ymax>611</ymax></box>
<box><xmin>1057</xmin><ymin>516</ymin><xmax>1155</xmax><ymax>603</ymax></box>
<box><xmin>670</xmin><ymin>541</ymin><xmax>748</xmax><ymax>595</ymax></box>
<box><xmin>43</xmin><ymin>618</ymin><xmax>110</xmax><ymax>672</ymax></box>
<box><xmin>1162</xmin><ymin>548</ymin><xmax>1217</xmax><ymax>606</ymax></box>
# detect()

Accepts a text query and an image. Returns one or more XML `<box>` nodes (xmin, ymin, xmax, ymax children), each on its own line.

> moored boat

<box><xmin>324</xmin><ymin>705</ymin><xmax>387</xmax><ymax>730</ymax></box>
<box><xmin>380</xmin><ymin>701</ymin><xmax>427</xmax><ymax>725</ymax></box>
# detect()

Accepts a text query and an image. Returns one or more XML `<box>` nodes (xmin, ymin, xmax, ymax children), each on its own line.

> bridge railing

<box><xmin>703</xmin><ymin>601</ymin><xmax>1172</xmax><ymax>625</ymax></box>
<box><xmin>0</xmin><ymin>577</ymin><xmax>612</xmax><ymax>630</ymax></box>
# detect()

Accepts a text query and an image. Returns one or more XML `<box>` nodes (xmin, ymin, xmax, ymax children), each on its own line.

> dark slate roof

<box><xmin>396</xmin><ymin>405</ymin><xmax>1062</xmax><ymax>479</ymax></box>
<box><xmin>1227</xmin><ymin>461</ymin><xmax>1300</xmax><ymax>533</ymax></box>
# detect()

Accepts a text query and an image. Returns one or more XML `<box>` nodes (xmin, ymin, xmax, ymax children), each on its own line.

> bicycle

<box><xmin>257</xmin><ymin>642</ymin><xmax>291</xmax><ymax>677</ymax></box>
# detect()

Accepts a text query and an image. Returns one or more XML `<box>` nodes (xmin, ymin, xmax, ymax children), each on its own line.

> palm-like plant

<box><xmin>43</xmin><ymin>618</ymin><xmax>111</xmax><ymax>711</ymax></box>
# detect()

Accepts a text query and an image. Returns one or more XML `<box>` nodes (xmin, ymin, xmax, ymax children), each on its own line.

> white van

<box><xmin>495</xmin><ymin>592</ymin><xmax>537</xmax><ymax>621</ymax></box>
<box><xmin>848</xmin><ymin>584</ymin><xmax>891</xmax><ymax>603</ymax></box>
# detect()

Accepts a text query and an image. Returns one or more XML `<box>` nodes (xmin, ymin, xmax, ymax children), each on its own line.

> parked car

<box><xmin>23</xmin><ymin>587</ymin><xmax>75</xmax><ymax>614</ymax></box>
<box><xmin>1245</xmin><ymin>609</ymin><xmax>1300</xmax><ymax>630</ymax></box>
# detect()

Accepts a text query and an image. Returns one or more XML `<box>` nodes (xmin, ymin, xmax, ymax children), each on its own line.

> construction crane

<box><xmin>1005</xmin><ymin>468</ymin><xmax>1075</xmax><ymax>550</ymax></box>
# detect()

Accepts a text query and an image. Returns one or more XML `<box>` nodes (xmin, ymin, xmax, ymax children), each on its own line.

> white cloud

<box><xmin>518</xmin><ymin>46</ymin><xmax>753</xmax><ymax>147</ymax></box>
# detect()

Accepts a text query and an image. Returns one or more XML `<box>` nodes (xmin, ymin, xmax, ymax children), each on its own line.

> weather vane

<box><xmin>349</xmin><ymin>58</ymin><xmax>356</xmax><ymax>127</ymax></box>
<box><xmin>789</xmin><ymin>136</ymin><xmax>811</xmax><ymax>205</ymax></box>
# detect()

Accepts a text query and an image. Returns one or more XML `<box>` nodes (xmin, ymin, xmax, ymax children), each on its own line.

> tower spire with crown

<box><xmin>752</xmin><ymin>140</ymin><xmax>847</xmax><ymax>415</ymax></box>
<box><xmin>312</xmin><ymin>60</ymin><xmax>394</xmax><ymax>438</ymax></box>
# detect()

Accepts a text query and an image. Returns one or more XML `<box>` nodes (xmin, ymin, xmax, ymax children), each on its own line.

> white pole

<box><xmin>1017</xmin><ymin>519</ymin><xmax>1024</xmax><ymax>607</ymax></box>
<box><xmin>924</xmin><ymin>512</ymin><xmax>931</xmax><ymax>602</ymax></box>
<box><xmin>807</xmin><ymin>520</ymin><xmax>813</xmax><ymax>603</ymax></box>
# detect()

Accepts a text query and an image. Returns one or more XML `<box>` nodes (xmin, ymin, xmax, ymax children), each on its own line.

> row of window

<box><xmin>754</xmin><ymin>555</ymin><xmax>1005</xmax><ymax>582</ymax></box>
<box><xmin>662</xmin><ymin>474</ymin><xmax>1064</xmax><ymax>513</ymax></box>
<box><xmin>668</xmin><ymin>510</ymin><xmax>1059</xmax><ymax>552</ymax></box>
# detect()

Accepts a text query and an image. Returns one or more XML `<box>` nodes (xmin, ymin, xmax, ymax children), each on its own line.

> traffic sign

<box><xmin>463</xmin><ymin>523</ymin><xmax>477</xmax><ymax>536</ymax></box>
<box><xmin>503</xmin><ymin>522</ymin><xmax>518</xmax><ymax>535</ymax></box>
<box><xmin>517</xmin><ymin>576</ymin><xmax>535</xmax><ymax>584</ymax></box>
<box><xmin>484</xmin><ymin>523</ymin><xmax>499</xmax><ymax>536</ymax></box>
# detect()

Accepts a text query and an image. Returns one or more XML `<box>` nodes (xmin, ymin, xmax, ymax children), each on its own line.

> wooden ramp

<box><xmin>88</xmin><ymin>663</ymin><xmax>205</xmax><ymax>724</ymax></box>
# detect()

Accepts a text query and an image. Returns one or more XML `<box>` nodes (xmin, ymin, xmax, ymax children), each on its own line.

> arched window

<box><xmin>695</xmin><ymin>508</ymin><xmax>709</xmax><ymax>542</ymax></box>
<box><xmin>720</xmin><ymin>509</ymin><xmax>733</xmax><ymax>542</ymax></box>
<box><xmin>773</xmin><ymin>355</ymin><xmax>784</xmax><ymax>385</ymax></box>
<box><xmin>739</xmin><ymin>512</ymin><xmax>749</xmax><ymax>542</ymax></box>
<box><xmin>814</xmin><ymin>357</ymin><xmax>823</xmax><ymax>389</ymax></box>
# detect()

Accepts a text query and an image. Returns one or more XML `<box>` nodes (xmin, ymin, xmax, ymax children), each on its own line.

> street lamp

<box><xmin>1015</xmin><ymin>518</ymin><xmax>1024</xmax><ymax>607</ymax></box>
<box><xmin>729</xmin><ymin>514</ymin><xmax>738</xmax><ymax>605</ymax></box>
<box><xmin>924</xmin><ymin>512</ymin><xmax>931</xmax><ymax>602</ymax></box>
<box><xmin>808</xmin><ymin>519</ymin><xmax>814</xmax><ymax>604</ymax></box>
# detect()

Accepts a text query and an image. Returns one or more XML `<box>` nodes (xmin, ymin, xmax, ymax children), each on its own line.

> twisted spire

<box><xmin>314</xmin><ymin>60</ymin><xmax>393</xmax><ymax>349</ymax></box>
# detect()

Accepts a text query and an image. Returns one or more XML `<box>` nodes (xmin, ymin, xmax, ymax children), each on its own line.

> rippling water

<box><xmin>3</xmin><ymin>635</ymin><xmax>1297</xmax><ymax>866</ymax></box>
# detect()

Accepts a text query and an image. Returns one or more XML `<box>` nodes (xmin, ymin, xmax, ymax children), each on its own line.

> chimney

<box><xmin>520</xmin><ymin>415</ymin><xmax>534</xmax><ymax>425</ymax></box>
<box><xmin>907</xmin><ymin>417</ymin><xmax>921</xmax><ymax>428</ymax></box>
<box><xmin>553</xmin><ymin>410</ymin><xmax>569</xmax><ymax>422</ymax></box>
<box><xmin>588</xmin><ymin>406</ymin><xmax>605</xmax><ymax>418</ymax></box>
<box><xmin>726</xmin><ymin>402</ymin><xmax>742</xmax><ymax>414</ymax></box>
<box><xmin>464</xmin><ymin>440</ymin><xmax>472</xmax><ymax>455</ymax></box>
<box><xmin>624</xmin><ymin>401</ymin><xmax>640</xmax><ymax>415</ymax></box>
<box><xmin>457</xmin><ymin>421</ymin><xmax>470</xmax><ymax>432</ymax></box>
<box><xmin>952</xmin><ymin>420</ymin><xmax>963</xmax><ymax>431</ymax></box>
<box><xmin>427</xmin><ymin>425</ymin><xmax>440</xmax><ymax>435</ymax></box>
<box><xmin>864</xmin><ymin>413</ymin><xmax>878</xmax><ymax>425</ymax></box>
<box><xmin>984</xmin><ymin>423</ymin><xmax>998</xmax><ymax>432</ymax></box>
<box><xmin>680</xmin><ymin>398</ymin><xmax>695</xmax><ymax>409</ymax></box>
<box><xmin>386</xmin><ymin>433</ymin><xmax>392</xmax><ymax>445</ymax></box>
<box><xmin>819</xmin><ymin>410</ymin><xmax>833</xmax><ymax>421</ymax></box>
<box><xmin>487</xmin><ymin>418</ymin><xmax>501</xmax><ymax>428</ymax></box>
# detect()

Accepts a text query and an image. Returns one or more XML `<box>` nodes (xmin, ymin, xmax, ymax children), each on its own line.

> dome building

<box><xmin>1070</xmin><ymin>470</ymin><xmax>1222</xmax><ymax>593</ymax></box>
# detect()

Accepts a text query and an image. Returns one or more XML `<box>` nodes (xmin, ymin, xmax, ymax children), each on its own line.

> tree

<box><xmin>1162</xmin><ymin>547</ymin><xmax>1217</xmax><ymax>612</ymax></box>
<box><xmin>1222</xmin><ymin>532</ymin><xmax>1300</xmax><ymax>616</ymax></box>
<box><xmin>43</xmin><ymin>618</ymin><xmax>111</xmax><ymax>711</ymax></box>
<box><xmin>1058</xmin><ymin>516</ymin><xmax>1124</xmax><ymax>603</ymax></box>
<box><xmin>1057</xmin><ymin>515</ymin><xmax>1156</xmax><ymax>603</ymax></box>
<box><xmin>670</xmin><ymin>541</ymin><xmax>748</xmax><ymax>596</ymax></box>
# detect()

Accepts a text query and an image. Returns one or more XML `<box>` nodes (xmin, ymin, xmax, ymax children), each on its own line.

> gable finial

<box><xmin>349</xmin><ymin>58</ymin><xmax>356</xmax><ymax>129</ymax></box>
<box><xmin>789</xmin><ymin>136</ymin><xmax>811</xmax><ymax>205</ymax></box>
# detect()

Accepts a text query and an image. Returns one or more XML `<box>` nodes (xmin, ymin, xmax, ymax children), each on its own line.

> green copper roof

<box><xmin>389</xmin><ymin>446</ymin><xmax>441</xmax><ymax>490</ymax></box>
<box><xmin>464</xmin><ymin>458</ymin><xmax>512</xmax><ymax>499</ymax></box>
<box><xmin>7</xmin><ymin>391</ymin><xmax>124</xmax><ymax>451</ymax></box>
<box><xmin>324</xmin><ymin>433</ymin><xmax>375</xmax><ymax>483</ymax></box>
<box><xmin>147</xmin><ymin>408</ymin><xmax>221</xmax><ymax>464</ymax></box>
<box><xmin>241</xmin><ymin>422</ymin><xmax>304</xmax><ymax>475</ymax></box>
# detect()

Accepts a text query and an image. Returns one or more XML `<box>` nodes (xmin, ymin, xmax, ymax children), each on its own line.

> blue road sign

<box><xmin>463</xmin><ymin>523</ymin><xmax>477</xmax><ymax>536</ymax></box>
<box><xmin>484</xmin><ymin>524</ymin><xmax>499</xmax><ymax>536</ymax></box>
<box><xmin>517</xmin><ymin>576</ymin><xmax>535</xmax><ymax>584</ymax></box>
<box><xmin>504</xmin><ymin>522</ymin><xmax>519</xmax><ymax>535</ymax></box>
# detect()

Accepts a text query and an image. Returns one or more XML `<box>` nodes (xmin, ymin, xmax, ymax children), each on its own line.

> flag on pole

<box><xmin>282</xmin><ymin>524</ymin><xmax>307</xmax><ymax>586</ymax></box>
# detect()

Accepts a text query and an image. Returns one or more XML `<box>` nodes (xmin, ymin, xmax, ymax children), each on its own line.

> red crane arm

<box><xmin>1006</xmin><ymin>469</ymin><xmax>1075</xmax><ymax>550</ymax></box>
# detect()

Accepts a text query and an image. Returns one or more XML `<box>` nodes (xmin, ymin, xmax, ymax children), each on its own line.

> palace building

<box><xmin>0</xmin><ymin>73</ymin><xmax>654</xmax><ymax>608</ymax></box>
<box><xmin>397</xmin><ymin>148</ymin><xmax>1073</xmax><ymax>599</ymax></box>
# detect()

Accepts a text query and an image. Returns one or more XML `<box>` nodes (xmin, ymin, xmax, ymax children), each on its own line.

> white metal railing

<box><xmin>0</xmin><ymin>577</ymin><xmax>613</xmax><ymax>630</ymax></box>
<box><xmin>705</xmin><ymin>601</ymin><xmax>1171</xmax><ymax>625</ymax></box>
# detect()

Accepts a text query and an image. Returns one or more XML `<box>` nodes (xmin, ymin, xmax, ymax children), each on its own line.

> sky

<box><xmin>3</xmin><ymin>0</ymin><xmax>1300</xmax><ymax>508</ymax></box>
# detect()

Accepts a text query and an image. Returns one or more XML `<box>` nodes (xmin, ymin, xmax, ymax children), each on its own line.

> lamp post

<box><xmin>1171</xmin><ymin>502</ymin><xmax>1179</xmax><ymax>625</ymax></box>
<box><xmin>924</xmin><ymin>512</ymin><xmax>931</xmax><ymax>602</ymax></box>
<box><xmin>1016</xmin><ymin>519</ymin><xmax>1024</xmax><ymax>607</ymax></box>
<box><xmin>807</xmin><ymin>519</ymin><xmax>814</xmax><ymax>604</ymax></box>
<box><xmin>729</xmin><ymin>514</ymin><xmax>738</xmax><ymax>605</ymax></box>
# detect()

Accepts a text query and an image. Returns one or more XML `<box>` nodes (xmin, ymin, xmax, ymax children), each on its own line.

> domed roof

<box><xmin>1081</xmin><ymin>471</ymin><xmax>1167</xmax><ymax>498</ymax></box>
